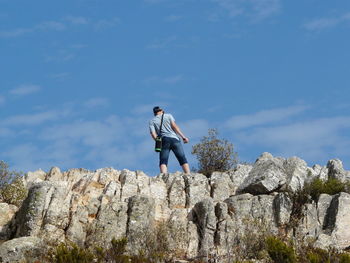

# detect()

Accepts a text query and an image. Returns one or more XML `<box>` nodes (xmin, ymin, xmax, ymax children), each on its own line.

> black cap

<box><xmin>153</xmin><ymin>106</ymin><xmax>162</xmax><ymax>115</ymax></box>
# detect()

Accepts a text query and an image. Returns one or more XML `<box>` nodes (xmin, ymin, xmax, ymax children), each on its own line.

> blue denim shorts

<box><xmin>159</xmin><ymin>136</ymin><xmax>188</xmax><ymax>166</ymax></box>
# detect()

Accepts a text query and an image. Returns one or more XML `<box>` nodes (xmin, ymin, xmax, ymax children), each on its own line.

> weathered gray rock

<box><xmin>23</xmin><ymin>169</ymin><xmax>46</xmax><ymax>188</ymax></box>
<box><xmin>184</xmin><ymin>173</ymin><xmax>210</xmax><ymax>207</ymax></box>
<box><xmin>86</xmin><ymin>196</ymin><xmax>128</xmax><ymax>247</ymax></box>
<box><xmin>0</xmin><ymin>236</ymin><xmax>43</xmax><ymax>263</ymax></box>
<box><xmin>273</xmin><ymin>192</ymin><xmax>292</xmax><ymax>226</ymax></box>
<box><xmin>323</xmin><ymin>192</ymin><xmax>350</xmax><ymax>249</ymax></box>
<box><xmin>283</xmin><ymin>157</ymin><xmax>308</xmax><ymax>192</ymax></box>
<box><xmin>0</xmin><ymin>203</ymin><xmax>17</xmax><ymax>240</ymax></box>
<box><xmin>317</xmin><ymin>194</ymin><xmax>333</xmax><ymax>228</ymax></box>
<box><xmin>327</xmin><ymin>159</ymin><xmax>350</xmax><ymax>182</ymax></box>
<box><xmin>229</xmin><ymin>164</ymin><xmax>253</xmax><ymax>194</ymax></box>
<box><xmin>126</xmin><ymin>195</ymin><xmax>156</xmax><ymax>252</ymax></box>
<box><xmin>162</xmin><ymin>172</ymin><xmax>187</xmax><ymax>209</ymax></box>
<box><xmin>193</xmin><ymin>198</ymin><xmax>216</xmax><ymax>257</ymax></box>
<box><xmin>210</xmin><ymin>172</ymin><xmax>235</xmax><ymax>202</ymax></box>
<box><xmin>238</xmin><ymin>153</ymin><xmax>286</xmax><ymax>194</ymax></box>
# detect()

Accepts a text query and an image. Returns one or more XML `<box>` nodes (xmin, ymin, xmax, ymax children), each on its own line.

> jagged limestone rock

<box><xmin>184</xmin><ymin>173</ymin><xmax>210</xmax><ymax>207</ymax></box>
<box><xmin>193</xmin><ymin>198</ymin><xmax>216</xmax><ymax>257</ymax></box>
<box><xmin>126</xmin><ymin>194</ymin><xmax>156</xmax><ymax>252</ymax></box>
<box><xmin>86</xmin><ymin>196</ymin><xmax>128</xmax><ymax>247</ymax></box>
<box><xmin>229</xmin><ymin>164</ymin><xmax>253</xmax><ymax>194</ymax></box>
<box><xmin>210</xmin><ymin>172</ymin><xmax>235</xmax><ymax>202</ymax></box>
<box><xmin>161</xmin><ymin>172</ymin><xmax>187</xmax><ymax>209</ymax></box>
<box><xmin>283</xmin><ymin>157</ymin><xmax>308</xmax><ymax>192</ymax></box>
<box><xmin>238</xmin><ymin>153</ymin><xmax>286</xmax><ymax>194</ymax></box>
<box><xmin>323</xmin><ymin>192</ymin><xmax>350</xmax><ymax>249</ymax></box>
<box><xmin>0</xmin><ymin>203</ymin><xmax>18</xmax><ymax>240</ymax></box>
<box><xmin>327</xmin><ymin>159</ymin><xmax>350</xmax><ymax>182</ymax></box>
<box><xmin>273</xmin><ymin>192</ymin><xmax>292</xmax><ymax>226</ymax></box>
<box><xmin>0</xmin><ymin>237</ymin><xmax>43</xmax><ymax>263</ymax></box>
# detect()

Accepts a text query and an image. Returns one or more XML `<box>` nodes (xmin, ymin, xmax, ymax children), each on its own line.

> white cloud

<box><xmin>0</xmin><ymin>21</ymin><xmax>66</xmax><ymax>38</ymax></box>
<box><xmin>143</xmin><ymin>74</ymin><xmax>184</xmax><ymax>85</ymax></box>
<box><xmin>165</xmin><ymin>15</ymin><xmax>182</xmax><ymax>22</ymax></box>
<box><xmin>235</xmin><ymin>117</ymin><xmax>350</xmax><ymax>161</ymax></box>
<box><xmin>212</xmin><ymin>0</ymin><xmax>281</xmax><ymax>21</ymax></box>
<box><xmin>304</xmin><ymin>13</ymin><xmax>350</xmax><ymax>31</ymax></box>
<box><xmin>225</xmin><ymin>105</ymin><xmax>308</xmax><ymax>130</ymax></box>
<box><xmin>84</xmin><ymin>97</ymin><xmax>109</xmax><ymax>108</ymax></box>
<box><xmin>49</xmin><ymin>72</ymin><xmax>70</xmax><ymax>80</ymax></box>
<box><xmin>3</xmin><ymin>111</ymin><xmax>61</xmax><ymax>126</ymax></box>
<box><xmin>146</xmin><ymin>35</ymin><xmax>177</xmax><ymax>49</ymax></box>
<box><xmin>10</xmin><ymin>84</ymin><xmax>41</xmax><ymax>96</ymax></box>
<box><xmin>0</xmin><ymin>95</ymin><xmax>5</xmax><ymax>105</ymax></box>
<box><xmin>64</xmin><ymin>15</ymin><xmax>89</xmax><ymax>25</ymax></box>
<box><xmin>94</xmin><ymin>17</ymin><xmax>120</xmax><ymax>30</ymax></box>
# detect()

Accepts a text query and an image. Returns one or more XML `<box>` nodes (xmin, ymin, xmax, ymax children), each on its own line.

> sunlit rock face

<box><xmin>1</xmin><ymin>153</ymin><xmax>350</xmax><ymax>262</ymax></box>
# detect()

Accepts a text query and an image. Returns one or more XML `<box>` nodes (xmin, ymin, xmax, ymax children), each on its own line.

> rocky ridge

<box><xmin>1</xmin><ymin>152</ymin><xmax>350</xmax><ymax>262</ymax></box>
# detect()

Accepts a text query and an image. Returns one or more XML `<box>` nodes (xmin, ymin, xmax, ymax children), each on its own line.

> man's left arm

<box><xmin>171</xmin><ymin>121</ymin><xmax>189</xmax><ymax>143</ymax></box>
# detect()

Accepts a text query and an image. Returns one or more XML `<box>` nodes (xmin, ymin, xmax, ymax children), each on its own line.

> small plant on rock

<box><xmin>0</xmin><ymin>160</ymin><xmax>27</xmax><ymax>206</ymax></box>
<box><xmin>266</xmin><ymin>236</ymin><xmax>297</xmax><ymax>263</ymax></box>
<box><xmin>191</xmin><ymin>128</ymin><xmax>238</xmax><ymax>177</ymax></box>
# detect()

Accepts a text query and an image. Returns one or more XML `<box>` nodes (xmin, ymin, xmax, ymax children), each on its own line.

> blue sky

<box><xmin>1</xmin><ymin>0</ymin><xmax>350</xmax><ymax>175</ymax></box>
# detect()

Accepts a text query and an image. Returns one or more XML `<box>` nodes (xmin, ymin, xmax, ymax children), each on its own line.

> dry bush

<box><xmin>0</xmin><ymin>160</ymin><xmax>27</xmax><ymax>206</ymax></box>
<box><xmin>191</xmin><ymin>129</ymin><xmax>238</xmax><ymax>177</ymax></box>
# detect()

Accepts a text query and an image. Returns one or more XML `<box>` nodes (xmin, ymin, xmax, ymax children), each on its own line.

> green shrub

<box><xmin>340</xmin><ymin>253</ymin><xmax>350</xmax><ymax>263</ymax></box>
<box><xmin>0</xmin><ymin>160</ymin><xmax>27</xmax><ymax>206</ymax></box>
<box><xmin>191</xmin><ymin>128</ymin><xmax>238</xmax><ymax>177</ymax></box>
<box><xmin>306</xmin><ymin>177</ymin><xmax>350</xmax><ymax>202</ymax></box>
<box><xmin>306</xmin><ymin>248</ymin><xmax>330</xmax><ymax>263</ymax></box>
<box><xmin>266</xmin><ymin>236</ymin><xmax>297</xmax><ymax>263</ymax></box>
<box><xmin>53</xmin><ymin>243</ymin><xmax>95</xmax><ymax>263</ymax></box>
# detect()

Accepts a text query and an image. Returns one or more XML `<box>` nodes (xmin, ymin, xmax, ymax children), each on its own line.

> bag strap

<box><xmin>158</xmin><ymin>113</ymin><xmax>164</xmax><ymax>137</ymax></box>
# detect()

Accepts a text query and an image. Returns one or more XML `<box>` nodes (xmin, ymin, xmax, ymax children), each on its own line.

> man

<box><xmin>149</xmin><ymin>106</ymin><xmax>190</xmax><ymax>174</ymax></box>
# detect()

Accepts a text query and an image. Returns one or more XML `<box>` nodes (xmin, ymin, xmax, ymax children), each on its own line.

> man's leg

<box><xmin>181</xmin><ymin>163</ymin><xmax>190</xmax><ymax>174</ymax></box>
<box><xmin>159</xmin><ymin>137</ymin><xmax>170</xmax><ymax>174</ymax></box>
<box><xmin>172</xmin><ymin>139</ymin><xmax>190</xmax><ymax>174</ymax></box>
<box><xmin>160</xmin><ymin>164</ymin><xmax>168</xmax><ymax>173</ymax></box>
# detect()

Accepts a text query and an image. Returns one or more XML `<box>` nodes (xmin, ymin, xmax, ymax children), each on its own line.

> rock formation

<box><xmin>1</xmin><ymin>153</ymin><xmax>350</xmax><ymax>262</ymax></box>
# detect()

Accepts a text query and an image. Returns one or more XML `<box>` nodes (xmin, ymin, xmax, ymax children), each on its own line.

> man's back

<box><xmin>149</xmin><ymin>113</ymin><xmax>179</xmax><ymax>140</ymax></box>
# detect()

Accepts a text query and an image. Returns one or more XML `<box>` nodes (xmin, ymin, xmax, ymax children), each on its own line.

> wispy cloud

<box><xmin>143</xmin><ymin>74</ymin><xmax>184</xmax><ymax>85</ymax></box>
<box><xmin>165</xmin><ymin>15</ymin><xmax>182</xmax><ymax>22</ymax></box>
<box><xmin>2</xmin><ymin>111</ymin><xmax>61</xmax><ymax>126</ymax></box>
<box><xmin>146</xmin><ymin>35</ymin><xmax>177</xmax><ymax>49</ymax></box>
<box><xmin>0</xmin><ymin>16</ymin><xmax>119</xmax><ymax>38</ymax></box>
<box><xmin>94</xmin><ymin>17</ymin><xmax>120</xmax><ymax>30</ymax></box>
<box><xmin>0</xmin><ymin>21</ymin><xmax>65</xmax><ymax>38</ymax></box>
<box><xmin>225</xmin><ymin>105</ymin><xmax>308</xmax><ymax>130</ymax></box>
<box><xmin>304</xmin><ymin>12</ymin><xmax>350</xmax><ymax>31</ymax></box>
<box><xmin>84</xmin><ymin>97</ymin><xmax>109</xmax><ymax>108</ymax></box>
<box><xmin>10</xmin><ymin>84</ymin><xmax>41</xmax><ymax>96</ymax></box>
<box><xmin>212</xmin><ymin>0</ymin><xmax>281</xmax><ymax>21</ymax></box>
<box><xmin>64</xmin><ymin>15</ymin><xmax>89</xmax><ymax>25</ymax></box>
<box><xmin>235</xmin><ymin>117</ymin><xmax>350</xmax><ymax>161</ymax></box>
<box><xmin>49</xmin><ymin>72</ymin><xmax>70</xmax><ymax>80</ymax></box>
<box><xmin>45</xmin><ymin>50</ymin><xmax>75</xmax><ymax>63</ymax></box>
<box><xmin>0</xmin><ymin>95</ymin><xmax>5</xmax><ymax>105</ymax></box>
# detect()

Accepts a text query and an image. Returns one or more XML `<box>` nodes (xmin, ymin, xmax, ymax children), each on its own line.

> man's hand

<box><xmin>182</xmin><ymin>137</ymin><xmax>189</xmax><ymax>144</ymax></box>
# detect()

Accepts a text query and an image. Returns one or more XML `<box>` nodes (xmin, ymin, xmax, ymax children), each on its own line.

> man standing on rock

<box><xmin>149</xmin><ymin>106</ymin><xmax>190</xmax><ymax>174</ymax></box>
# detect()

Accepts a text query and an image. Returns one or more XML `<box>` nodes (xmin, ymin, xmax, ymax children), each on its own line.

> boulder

<box><xmin>0</xmin><ymin>237</ymin><xmax>43</xmax><ymax>263</ymax></box>
<box><xmin>162</xmin><ymin>172</ymin><xmax>187</xmax><ymax>209</ymax></box>
<box><xmin>327</xmin><ymin>159</ymin><xmax>350</xmax><ymax>182</ymax></box>
<box><xmin>184</xmin><ymin>173</ymin><xmax>211</xmax><ymax>207</ymax></box>
<box><xmin>210</xmin><ymin>172</ymin><xmax>235</xmax><ymax>202</ymax></box>
<box><xmin>238</xmin><ymin>153</ymin><xmax>286</xmax><ymax>194</ymax></box>
<box><xmin>0</xmin><ymin>203</ymin><xmax>18</xmax><ymax>240</ymax></box>
<box><xmin>192</xmin><ymin>198</ymin><xmax>216</xmax><ymax>257</ymax></box>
